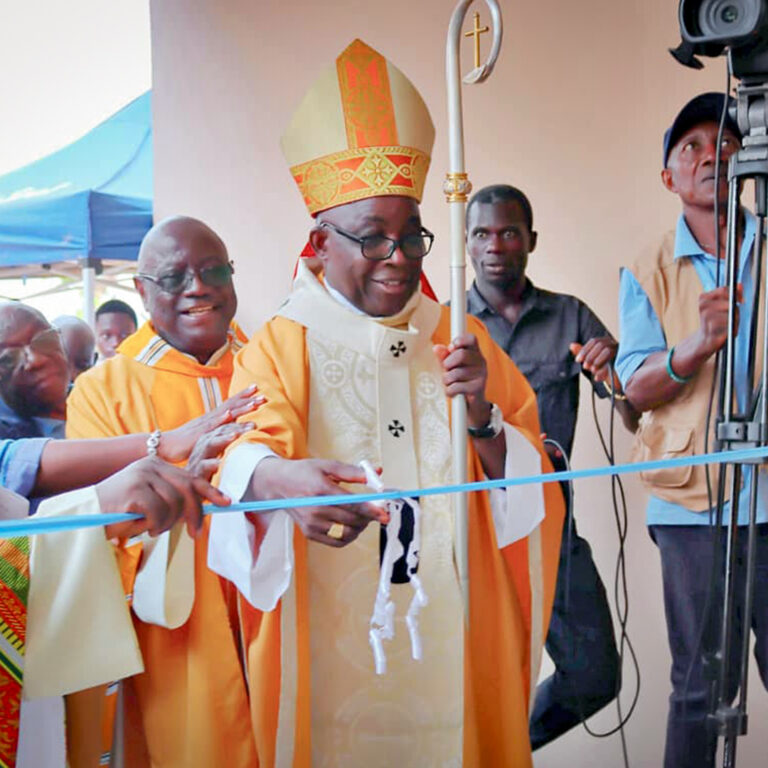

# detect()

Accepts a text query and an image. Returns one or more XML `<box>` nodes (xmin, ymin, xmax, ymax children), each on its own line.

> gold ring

<box><xmin>327</xmin><ymin>522</ymin><xmax>345</xmax><ymax>540</ymax></box>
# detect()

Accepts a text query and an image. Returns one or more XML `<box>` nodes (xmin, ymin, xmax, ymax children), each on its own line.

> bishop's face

<box><xmin>311</xmin><ymin>196</ymin><xmax>425</xmax><ymax>317</ymax></box>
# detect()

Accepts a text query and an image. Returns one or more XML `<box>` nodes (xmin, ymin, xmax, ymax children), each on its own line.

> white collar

<box><xmin>324</xmin><ymin>279</ymin><xmax>368</xmax><ymax>316</ymax></box>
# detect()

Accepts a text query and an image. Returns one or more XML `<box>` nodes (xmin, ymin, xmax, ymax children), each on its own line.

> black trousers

<box><xmin>529</xmin><ymin>511</ymin><xmax>620</xmax><ymax>750</ymax></box>
<box><xmin>650</xmin><ymin>523</ymin><xmax>768</xmax><ymax>768</ymax></box>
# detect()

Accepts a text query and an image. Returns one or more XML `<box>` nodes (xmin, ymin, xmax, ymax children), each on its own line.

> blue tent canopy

<box><xmin>0</xmin><ymin>91</ymin><xmax>152</xmax><ymax>270</ymax></box>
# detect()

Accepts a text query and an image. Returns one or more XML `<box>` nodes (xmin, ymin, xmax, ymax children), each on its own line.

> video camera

<box><xmin>671</xmin><ymin>0</ymin><xmax>768</xmax><ymax>80</ymax></box>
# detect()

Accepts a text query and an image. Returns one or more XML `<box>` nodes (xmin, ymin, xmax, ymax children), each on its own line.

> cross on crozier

<box><xmin>464</xmin><ymin>11</ymin><xmax>489</xmax><ymax>69</ymax></box>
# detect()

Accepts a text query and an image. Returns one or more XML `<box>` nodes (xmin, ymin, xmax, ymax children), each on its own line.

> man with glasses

<box><xmin>64</xmin><ymin>215</ymin><xmax>266</xmax><ymax>767</ymax></box>
<box><xmin>208</xmin><ymin>39</ymin><xmax>564</xmax><ymax>767</ymax></box>
<box><xmin>0</xmin><ymin>303</ymin><xmax>69</xmax><ymax>439</ymax></box>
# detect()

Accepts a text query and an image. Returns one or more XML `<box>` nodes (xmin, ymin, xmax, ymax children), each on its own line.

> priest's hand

<box><xmin>98</xmin><ymin>456</ymin><xmax>231</xmax><ymax>540</ymax></box>
<box><xmin>159</xmin><ymin>383</ymin><xmax>266</xmax><ymax>463</ymax></box>
<box><xmin>187</xmin><ymin>421</ymin><xmax>255</xmax><ymax>480</ymax></box>
<box><xmin>250</xmin><ymin>457</ymin><xmax>389</xmax><ymax>547</ymax></box>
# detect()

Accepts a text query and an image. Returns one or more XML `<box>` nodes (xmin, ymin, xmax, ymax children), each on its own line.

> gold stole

<box><xmin>276</xmin><ymin>267</ymin><xmax>464</xmax><ymax>766</ymax></box>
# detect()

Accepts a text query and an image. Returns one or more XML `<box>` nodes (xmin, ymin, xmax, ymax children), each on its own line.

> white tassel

<box><xmin>361</xmin><ymin>460</ymin><xmax>428</xmax><ymax>674</ymax></box>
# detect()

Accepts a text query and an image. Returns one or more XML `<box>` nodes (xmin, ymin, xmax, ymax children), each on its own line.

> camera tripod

<box><xmin>706</xmin><ymin>77</ymin><xmax>768</xmax><ymax>768</ymax></box>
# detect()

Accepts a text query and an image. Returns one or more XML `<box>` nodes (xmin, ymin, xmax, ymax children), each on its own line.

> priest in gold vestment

<box><xmin>209</xmin><ymin>39</ymin><xmax>564</xmax><ymax>767</ymax></box>
<box><xmin>65</xmin><ymin>217</ymin><xmax>262</xmax><ymax>767</ymax></box>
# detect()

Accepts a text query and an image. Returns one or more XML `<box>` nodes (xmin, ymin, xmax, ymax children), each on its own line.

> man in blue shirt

<box><xmin>0</xmin><ymin>303</ymin><xmax>69</xmax><ymax>439</ymax></box>
<box><xmin>0</xmin><ymin>437</ymin><xmax>49</xmax><ymax>499</ymax></box>
<box><xmin>617</xmin><ymin>92</ymin><xmax>768</xmax><ymax>768</ymax></box>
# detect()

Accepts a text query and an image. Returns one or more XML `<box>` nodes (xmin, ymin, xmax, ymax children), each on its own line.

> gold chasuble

<box><xmin>64</xmin><ymin>320</ymin><xmax>257</xmax><ymax>768</ymax></box>
<box><xmin>219</xmin><ymin>266</ymin><xmax>564</xmax><ymax>767</ymax></box>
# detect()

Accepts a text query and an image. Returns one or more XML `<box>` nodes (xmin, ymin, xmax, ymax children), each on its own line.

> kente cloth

<box><xmin>0</xmin><ymin>533</ymin><xmax>28</xmax><ymax>768</ymax></box>
<box><xmin>0</xmin><ymin>485</ymin><xmax>142</xmax><ymax>768</ymax></box>
<box><xmin>210</xmin><ymin>264</ymin><xmax>564</xmax><ymax>767</ymax></box>
<box><xmin>64</xmin><ymin>320</ymin><xmax>257</xmax><ymax>768</ymax></box>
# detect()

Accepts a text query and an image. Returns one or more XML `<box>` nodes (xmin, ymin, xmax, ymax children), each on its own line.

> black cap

<box><xmin>662</xmin><ymin>92</ymin><xmax>740</xmax><ymax>167</ymax></box>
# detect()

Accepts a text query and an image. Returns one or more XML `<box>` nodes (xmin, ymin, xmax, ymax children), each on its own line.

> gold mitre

<box><xmin>281</xmin><ymin>39</ymin><xmax>435</xmax><ymax>215</ymax></box>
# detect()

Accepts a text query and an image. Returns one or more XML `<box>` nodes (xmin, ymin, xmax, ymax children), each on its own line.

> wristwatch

<box><xmin>467</xmin><ymin>402</ymin><xmax>503</xmax><ymax>439</ymax></box>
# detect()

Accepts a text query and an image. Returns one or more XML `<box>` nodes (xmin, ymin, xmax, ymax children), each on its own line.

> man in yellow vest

<box><xmin>209</xmin><ymin>39</ymin><xmax>564</xmax><ymax>767</ymax></box>
<box><xmin>616</xmin><ymin>92</ymin><xmax>768</xmax><ymax>768</ymax></box>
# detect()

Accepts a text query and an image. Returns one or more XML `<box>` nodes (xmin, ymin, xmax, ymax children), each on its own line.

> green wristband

<box><xmin>666</xmin><ymin>346</ymin><xmax>692</xmax><ymax>384</ymax></box>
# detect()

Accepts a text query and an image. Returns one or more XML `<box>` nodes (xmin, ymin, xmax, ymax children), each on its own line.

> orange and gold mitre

<box><xmin>281</xmin><ymin>39</ymin><xmax>435</xmax><ymax>215</ymax></box>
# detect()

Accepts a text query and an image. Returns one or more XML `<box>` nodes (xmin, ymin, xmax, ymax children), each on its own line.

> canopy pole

<box><xmin>444</xmin><ymin>0</ymin><xmax>503</xmax><ymax>623</ymax></box>
<box><xmin>82</xmin><ymin>264</ymin><xmax>96</xmax><ymax>328</ymax></box>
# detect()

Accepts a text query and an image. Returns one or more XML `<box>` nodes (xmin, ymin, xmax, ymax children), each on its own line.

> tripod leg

<box><xmin>714</xmin><ymin>465</ymin><xmax>742</xmax><ymax>768</ymax></box>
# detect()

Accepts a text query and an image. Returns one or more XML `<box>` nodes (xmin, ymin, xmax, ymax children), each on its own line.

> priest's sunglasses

<box><xmin>319</xmin><ymin>222</ymin><xmax>434</xmax><ymax>261</ymax></box>
<box><xmin>136</xmin><ymin>261</ymin><xmax>235</xmax><ymax>295</ymax></box>
<box><xmin>0</xmin><ymin>328</ymin><xmax>64</xmax><ymax>378</ymax></box>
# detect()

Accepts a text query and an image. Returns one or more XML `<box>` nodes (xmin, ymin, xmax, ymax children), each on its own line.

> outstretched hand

<box><xmin>250</xmin><ymin>457</ymin><xmax>388</xmax><ymax>548</ymax></box>
<box><xmin>158</xmin><ymin>384</ymin><xmax>265</xmax><ymax>463</ymax></box>
<box><xmin>99</xmin><ymin>456</ymin><xmax>231</xmax><ymax>540</ymax></box>
<box><xmin>187</xmin><ymin>421</ymin><xmax>255</xmax><ymax>480</ymax></box>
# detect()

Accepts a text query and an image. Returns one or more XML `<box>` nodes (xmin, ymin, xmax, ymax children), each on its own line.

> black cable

<box><xmin>540</xmin><ymin>371</ymin><xmax>640</xmax><ymax>768</ymax></box>
<box><xmin>588</xmin><ymin>374</ymin><xmax>641</xmax><ymax>753</ymax></box>
<box><xmin>681</xmin><ymin>62</ymin><xmax>733</xmax><ymax>728</ymax></box>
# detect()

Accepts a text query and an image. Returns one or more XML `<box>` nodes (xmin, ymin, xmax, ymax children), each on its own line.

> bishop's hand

<box><xmin>250</xmin><ymin>457</ymin><xmax>389</xmax><ymax>547</ymax></box>
<box><xmin>433</xmin><ymin>332</ymin><xmax>492</xmax><ymax>428</ymax></box>
<box><xmin>434</xmin><ymin>332</ymin><xmax>507</xmax><ymax>479</ymax></box>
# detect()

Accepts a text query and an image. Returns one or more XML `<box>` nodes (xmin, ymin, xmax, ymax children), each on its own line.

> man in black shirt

<box><xmin>466</xmin><ymin>184</ymin><xmax>636</xmax><ymax>748</ymax></box>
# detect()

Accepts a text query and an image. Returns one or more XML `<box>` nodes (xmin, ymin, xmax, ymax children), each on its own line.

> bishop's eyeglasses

<box><xmin>136</xmin><ymin>261</ymin><xmax>235</xmax><ymax>295</ymax></box>
<box><xmin>319</xmin><ymin>222</ymin><xmax>434</xmax><ymax>261</ymax></box>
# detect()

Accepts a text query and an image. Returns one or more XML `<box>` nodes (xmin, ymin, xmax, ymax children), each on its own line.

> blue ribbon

<box><xmin>4</xmin><ymin>444</ymin><xmax>768</xmax><ymax>538</ymax></box>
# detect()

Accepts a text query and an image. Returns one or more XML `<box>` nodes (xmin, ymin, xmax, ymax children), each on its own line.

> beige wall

<box><xmin>150</xmin><ymin>1</ymin><xmax>768</xmax><ymax>765</ymax></box>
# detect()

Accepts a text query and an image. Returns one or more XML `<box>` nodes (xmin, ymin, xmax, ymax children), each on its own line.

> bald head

<box><xmin>0</xmin><ymin>302</ymin><xmax>69</xmax><ymax>418</ymax></box>
<box><xmin>53</xmin><ymin>315</ymin><xmax>96</xmax><ymax>381</ymax></box>
<box><xmin>134</xmin><ymin>216</ymin><xmax>237</xmax><ymax>363</ymax></box>
<box><xmin>0</xmin><ymin>302</ymin><xmax>48</xmax><ymax>338</ymax></box>
<box><xmin>138</xmin><ymin>216</ymin><xmax>227</xmax><ymax>273</ymax></box>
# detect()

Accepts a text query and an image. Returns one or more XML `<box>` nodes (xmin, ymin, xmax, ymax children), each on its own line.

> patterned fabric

<box><xmin>0</xmin><ymin>537</ymin><xmax>29</xmax><ymax>768</ymax></box>
<box><xmin>302</xmin><ymin>316</ymin><xmax>464</xmax><ymax>766</ymax></box>
<box><xmin>0</xmin><ymin>439</ymin><xmax>46</xmax><ymax>768</ymax></box>
<box><xmin>281</xmin><ymin>39</ymin><xmax>435</xmax><ymax>215</ymax></box>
